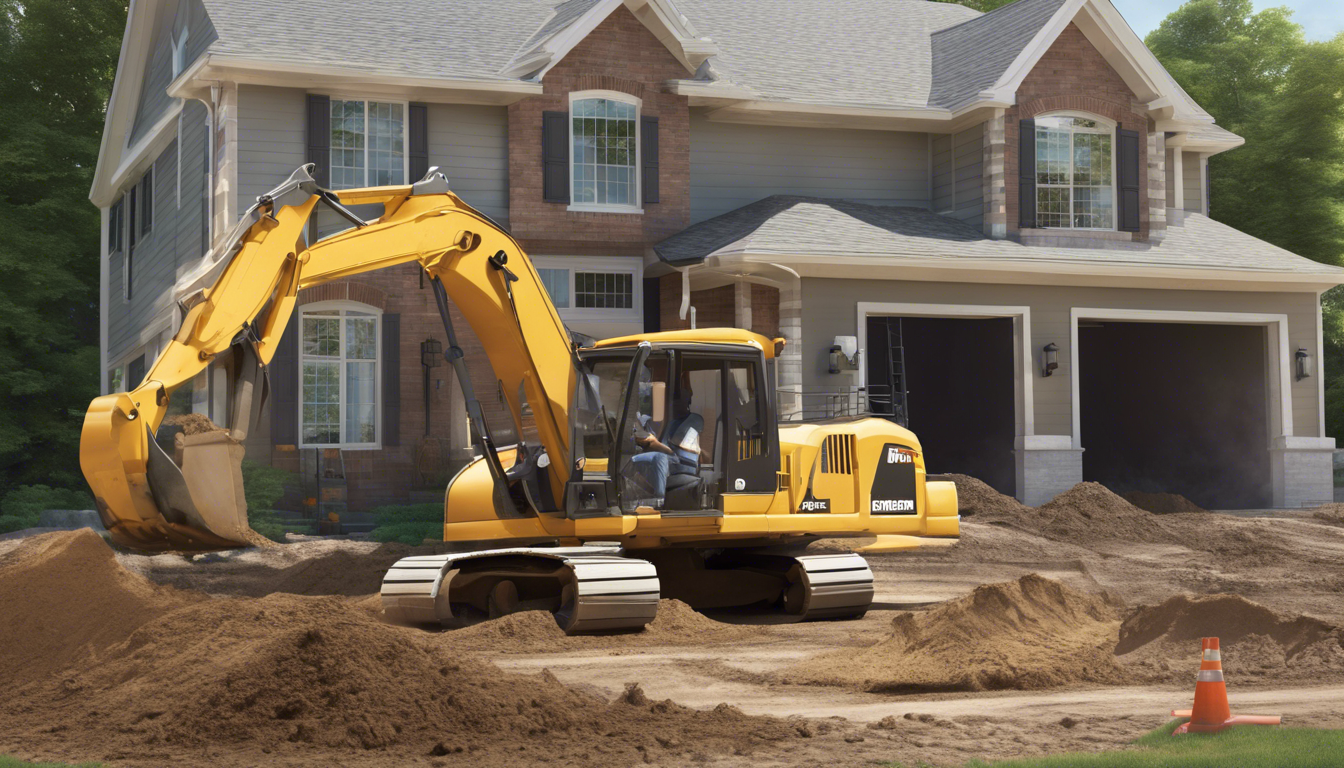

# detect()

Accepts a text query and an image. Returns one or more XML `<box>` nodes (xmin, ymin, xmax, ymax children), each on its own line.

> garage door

<box><xmin>1078</xmin><ymin>321</ymin><xmax>1271</xmax><ymax>509</ymax></box>
<box><xmin>866</xmin><ymin>316</ymin><xmax>1016</xmax><ymax>496</ymax></box>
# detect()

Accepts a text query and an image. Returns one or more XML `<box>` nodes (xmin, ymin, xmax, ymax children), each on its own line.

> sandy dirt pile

<box><xmin>794</xmin><ymin>574</ymin><xmax>1124</xmax><ymax>693</ymax></box>
<box><xmin>1311</xmin><ymin>503</ymin><xmax>1344</xmax><ymax>526</ymax></box>
<box><xmin>164</xmin><ymin>413</ymin><xmax>227</xmax><ymax>434</ymax></box>
<box><xmin>0</xmin><ymin>531</ymin><xmax>801</xmax><ymax>766</ymax></box>
<box><xmin>447</xmin><ymin>598</ymin><xmax>762</xmax><ymax>653</ymax></box>
<box><xmin>1122</xmin><ymin>491</ymin><xmax>1207</xmax><ymax>515</ymax></box>
<box><xmin>939</xmin><ymin>474</ymin><xmax>1031</xmax><ymax>518</ymax></box>
<box><xmin>1116</xmin><ymin>593</ymin><xmax>1344</xmax><ymax>685</ymax></box>
<box><xmin>0</xmin><ymin>530</ymin><xmax>202</xmax><ymax>687</ymax></box>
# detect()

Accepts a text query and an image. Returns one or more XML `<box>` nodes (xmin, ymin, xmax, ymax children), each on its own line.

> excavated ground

<box><xmin>4</xmin><ymin>479</ymin><xmax>1344</xmax><ymax>766</ymax></box>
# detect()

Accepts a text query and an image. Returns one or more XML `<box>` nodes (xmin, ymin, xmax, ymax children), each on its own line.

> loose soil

<box><xmin>939</xmin><ymin>473</ymin><xmax>1030</xmax><ymax>518</ymax></box>
<box><xmin>1123</xmin><ymin>491</ymin><xmax>1207</xmax><ymax>515</ymax></box>
<box><xmin>793</xmin><ymin>574</ymin><xmax>1126</xmax><ymax>693</ymax></box>
<box><xmin>163</xmin><ymin>413</ymin><xmax>227</xmax><ymax>434</ymax></box>
<box><xmin>8</xmin><ymin>478</ymin><xmax>1344</xmax><ymax>767</ymax></box>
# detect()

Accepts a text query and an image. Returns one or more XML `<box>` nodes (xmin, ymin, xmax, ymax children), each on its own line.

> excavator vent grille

<box><xmin>822</xmin><ymin>434</ymin><xmax>855</xmax><ymax>475</ymax></box>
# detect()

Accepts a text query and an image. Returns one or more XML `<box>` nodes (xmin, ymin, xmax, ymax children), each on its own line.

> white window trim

<box><xmin>297</xmin><ymin>300</ymin><xmax>383</xmax><ymax>450</ymax></box>
<box><xmin>324</xmin><ymin>96</ymin><xmax>410</xmax><ymax>190</ymax></box>
<box><xmin>1033</xmin><ymin>111</ymin><xmax>1117</xmax><ymax>232</ymax></box>
<box><xmin>531</xmin><ymin>255</ymin><xmax>643</xmax><ymax>322</ymax></box>
<box><xmin>567</xmin><ymin>90</ymin><xmax>643</xmax><ymax>214</ymax></box>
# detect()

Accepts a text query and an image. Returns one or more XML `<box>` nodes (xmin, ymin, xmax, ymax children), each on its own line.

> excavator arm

<box><xmin>81</xmin><ymin>166</ymin><xmax>577</xmax><ymax>550</ymax></box>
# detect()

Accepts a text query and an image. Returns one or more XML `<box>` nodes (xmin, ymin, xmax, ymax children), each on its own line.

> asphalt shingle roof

<box><xmin>654</xmin><ymin>196</ymin><xmax>1344</xmax><ymax>277</ymax></box>
<box><xmin>928</xmin><ymin>0</ymin><xmax>1068</xmax><ymax>110</ymax></box>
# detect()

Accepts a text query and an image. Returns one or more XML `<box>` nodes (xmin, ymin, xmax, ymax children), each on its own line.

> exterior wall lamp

<box><xmin>1041</xmin><ymin>343</ymin><xmax>1059</xmax><ymax>377</ymax></box>
<box><xmin>1295</xmin><ymin>347</ymin><xmax>1311</xmax><ymax>381</ymax></box>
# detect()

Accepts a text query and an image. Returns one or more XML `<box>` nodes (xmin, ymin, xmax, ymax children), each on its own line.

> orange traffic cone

<box><xmin>1171</xmin><ymin>637</ymin><xmax>1281</xmax><ymax>734</ymax></box>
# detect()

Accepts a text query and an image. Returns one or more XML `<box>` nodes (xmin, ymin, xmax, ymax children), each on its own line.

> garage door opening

<box><xmin>866</xmin><ymin>316</ymin><xmax>1017</xmax><ymax>496</ymax></box>
<box><xmin>1078</xmin><ymin>321</ymin><xmax>1271</xmax><ymax>509</ymax></box>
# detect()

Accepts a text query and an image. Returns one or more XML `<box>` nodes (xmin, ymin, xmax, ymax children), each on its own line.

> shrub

<box><xmin>368</xmin><ymin>503</ymin><xmax>442</xmax><ymax>545</ymax></box>
<box><xmin>240</xmin><ymin>461</ymin><xmax>293</xmax><ymax>542</ymax></box>
<box><xmin>0</xmin><ymin>485</ymin><xmax>95</xmax><ymax>534</ymax></box>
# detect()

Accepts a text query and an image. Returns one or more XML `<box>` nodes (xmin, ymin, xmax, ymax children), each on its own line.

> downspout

<box><xmin>678</xmin><ymin>266</ymin><xmax>697</xmax><ymax>329</ymax></box>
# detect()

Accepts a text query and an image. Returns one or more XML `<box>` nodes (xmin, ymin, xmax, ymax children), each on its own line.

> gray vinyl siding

<box><xmin>236</xmin><ymin>87</ymin><xmax>509</xmax><ymax>231</ymax></box>
<box><xmin>932</xmin><ymin>123</ymin><xmax>984</xmax><ymax>228</ymax></box>
<box><xmin>128</xmin><ymin>0</ymin><xmax>217</xmax><ymax>145</ymax></box>
<box><xmin>426</xmin><ymin>103</ymin><xmax>510</xmax><ymax>226</ymax></box>
<box><xmin>688</xmin><ymin>110</ymin><xmax>930</xmax><ymax>224</ymax></box>
<box><xmin>801</xmin><ymin>278</ymin><xmax>1323</xmax><ymax>439</ymax></box>
<box><xmin>1182</xmin><ymin>152</ymin><xmax>1203</xmax><ymax>214</ymax></box>
<box><xmin>108</xmin><ymin>101</ymin><xmax>213</xmax><ymax>363</ymax></box>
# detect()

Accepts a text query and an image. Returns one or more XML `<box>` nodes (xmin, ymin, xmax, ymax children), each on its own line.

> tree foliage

<box><xmin>932</xmin><ymin>0</ymin><xmax>1021</xmax><ymax>12</ymax></box>
<box><xmin>0</xmin><ymin>0</ymin><xmax>127</xmax><ymax>493</ymax></box>
<box><xmin>1148</xmin><ymin>1</ymin><xmax>1344</xmax><ymax>436</ymax></box>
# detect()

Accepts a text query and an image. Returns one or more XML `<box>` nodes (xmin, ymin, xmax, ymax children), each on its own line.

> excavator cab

<box><xmin>565</xmin><ymin>338</ymin><xmax>780</xmax><ymax>518</ymax></box>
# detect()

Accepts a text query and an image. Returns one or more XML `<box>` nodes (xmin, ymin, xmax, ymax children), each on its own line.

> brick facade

<box><xmin>1005</xmin><ymin>23</ymin><xmax>1153</xmax><ymax>241</ymax></box>
<box><xmin>507</xmin><ymin>6</ymin><xmax>691</xmax><ymax>255</ymax></box>
<box><xmin>658</xmin><ymin>276</ymin><xmax>780</xmax><ymax>338</ymax></box>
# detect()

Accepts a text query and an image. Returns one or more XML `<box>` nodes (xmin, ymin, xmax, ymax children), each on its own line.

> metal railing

<box><xmin>775</xmin><ymin>384</ymin><xmax>899</xmax><ymax>422</ymax></box>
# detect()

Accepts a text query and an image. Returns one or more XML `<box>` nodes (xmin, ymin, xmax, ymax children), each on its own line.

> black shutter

<box><xmin>1117</xmin><ymin>127</ymin><xmax>1141</xmax><ymax>232</ymax></box>
<box><xmin>381</xmin><ymin>313</ymin><xmax>401</xmax><ymax>447</ymax></box>
<box><xmin>306</xmin><ymin>94</ymin><xmax>331</xmax><ymax>188</ymax></box>
<box><xmin>140</xmin><ymin>166</ymin><xmax>153</xmax><ymax>236</ymax></box>
<box><xmin>270</xmin><ymin>313</ymin><xmax>299</xmax><ymax>446</ymax></box>
<box><xmin>542</xmin><ymin>110</ymin><xmax>569</xmax><ymax>203</ymax></box>
<box><xmin>408</xmin><ymin>103</ymin><xmax>429</xmax><ymax>183</ymax></box>
<box><xmin>641</xmin><ymin>115</ymin><xmax>659</xmax><ymax>204</ymax></box>
<box><xmin>1019</xmin><ymin>118</ymin><xmax>1036</xmax><ymax>229</ymax></box>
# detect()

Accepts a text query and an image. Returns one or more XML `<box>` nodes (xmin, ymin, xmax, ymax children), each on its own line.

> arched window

<box><xmin>299</xmin><ymin>301</ymin><xmax>381</xmax><ymax>448</ymax></box>
<box><xmin>1033</xmin><ymin>113</ymin><xmax>1115</xmax><ymax>230</ymax></box>
<box><xmin>569</xmin><ymin>91</ymin><xmax>641</xmax><ymax>211</ymax></box>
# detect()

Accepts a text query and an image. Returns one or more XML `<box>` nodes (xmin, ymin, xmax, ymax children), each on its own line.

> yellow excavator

<box><xmin>80</xmin><ymin>166</ymin><xmax>958</xmax><ymax>633</ymax></box>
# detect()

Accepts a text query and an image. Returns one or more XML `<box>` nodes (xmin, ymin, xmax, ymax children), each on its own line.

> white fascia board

<box><xmin>90</xmin><ymin>0</ymin><xmax>158</xmax><ymax>205</ymax></box>
<box><xmin>199</xmin><ymin>56</ymin><xmax>543</xmax><ymax>103</ymax></box>
<box><xmin>709</xmin><ymin>252</ymin><xmax>1344</xmax><ymax>291</ymax></box>
<box><xmin>666</xmin><ymin>80</ymin><xmax>761</xmax><ymax>102</ymax></box>
<box><xmin>95</xmin><ymin>100</ymin><xmax>183</xmax><ymax>208</ymax></box>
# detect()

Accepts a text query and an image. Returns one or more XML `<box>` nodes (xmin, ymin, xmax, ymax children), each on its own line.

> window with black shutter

<box><xmin>408</xmin><ymin>104</ymin><xmax>428</xmax><ymax>183</ymax></box>
<box><xmin>542</xmin><ymin>110</ymin><xmax>570</xmax><ymax>203</ymax></box>
<box><xmin>139</xmin><ymin>165</ymin><xmax>153</xmax><ymax>238</ymax></box>
<box><xmin>641</xmin><ymin>115</ymin><xmax>659</xmax><ymax>204</ymax></box>
<box><xmin>1117</xmin><ymin>127</ymin><xmax>1141</xmax><ymax>232</ymax></box>
<box><xmin>1018</xmin><ymin>118</ymin><xmax>1036</xmax><ymax>229</ymax></box>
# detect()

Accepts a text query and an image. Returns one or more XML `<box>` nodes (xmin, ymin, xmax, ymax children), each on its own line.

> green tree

<box><xmin>0</xmin><ymin>0</ymin><xmax>127</xmax><ymax>492</ymax></box>
<box><xmin>1149</xmin><ymin>4</ymin><xmax>1344</xmax><ymax>436</ymax></box>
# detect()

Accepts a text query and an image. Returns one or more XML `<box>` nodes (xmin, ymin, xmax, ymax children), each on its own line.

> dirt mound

<box><xmin>446</xmin><ymin>598</ymin><xmax>760</xmax><ymax>653</ymax></box>
<box><xmin>793</xmin><ymin>574</ymin><xmax>1124</xmax><ymax>692</ymax></box>
<box><xmin>978</xmin><ymin>483</ymin><xmax>1169</xmax><ymax>547</ymax></box>
<box><xmin>1311</xmin><ymin>504</ymin><xmax>1344</xmax><ymax>526</ymax></box>
<box><xmin>164</xmin><ymin>413</ymin><xmax>227</xmax><ymax>434</ymax></box>
<box><xmin>1123</xmin><ymin>491</ymin><xmax>1207</xmax><ymax>515</ymax></box>
<box><xmin>0</xmin><ymin>533</ymin><xmax>799</xmax><ymax>765</ymax></box>
<box><xmin>938</xmin><ymin>474</ymin><xmax>1029</xmax><ymax>518</ymax></box>
<box><xmin>1116</xmin><ymin>593</ymin><xmax>1344</xmax><ymax>684</ymax></box>
<box><xmin>0</xmin><ymin>529</ymin><xmax>200</xmax><ymax>686</ymax></box>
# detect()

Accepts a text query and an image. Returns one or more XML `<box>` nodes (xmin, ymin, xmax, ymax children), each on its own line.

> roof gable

<box><xmin>501</xmin><ymin>0</ymin><xmax>717</xmax><ymax>79</ymax></box>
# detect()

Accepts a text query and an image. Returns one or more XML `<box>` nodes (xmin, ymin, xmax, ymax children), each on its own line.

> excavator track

<box><xmin>380</xmin><ymin>544</ymin><xmax>660</xmax><ymax>634</ymax></box>
<box><xmin>781</xmin><ymin>553</ymin><xmax>875</xmax><ymax>620</ymax></box>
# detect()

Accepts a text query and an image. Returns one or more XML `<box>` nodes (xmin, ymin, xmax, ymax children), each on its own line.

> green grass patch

<box><xmin>0</xmin><ymin>757</ymin><xmax>102</xmax><ymax>768</ymax></box>
<box><xmin>368</xmin><ymin>503</ymin><xmax>442</xmax><ymax>545</ymax></box>
<box><xmin>898</xmin><ymin>720</ymin><xmax>1343</xmax><ymax>768</ymax></box>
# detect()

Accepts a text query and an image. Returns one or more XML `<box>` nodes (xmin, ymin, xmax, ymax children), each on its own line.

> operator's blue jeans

<box><xmin>631</xmin><ymin>452</ymin><xmax>671</xmax><ymax>496</ymax></box>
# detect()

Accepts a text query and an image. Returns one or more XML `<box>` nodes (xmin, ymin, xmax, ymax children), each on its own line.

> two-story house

<box><xmin>91</xmin><ymin>0</ymin><xmax>1344</xmax><ymax>522</ymax></box>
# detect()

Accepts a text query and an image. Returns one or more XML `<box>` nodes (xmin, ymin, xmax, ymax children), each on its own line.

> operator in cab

<box><xmin>631</xmin><ymin>385</ymin><xmax>703</xmax><ymax>508</ymax></box>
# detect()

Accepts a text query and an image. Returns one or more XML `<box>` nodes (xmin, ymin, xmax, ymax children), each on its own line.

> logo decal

<box><xmin>886</xmin><ymin>447</ymin><xmax>914</xmax><ymax>464</ymax></box>
<box><xmin>799</xmin><ymin>497</ymin><xmax>831</xmax><ymax>513</ymax></box>
<box><xmin>871</xmin><ymin>499</ymin><xmax>915</xmax><ymax>513</ymax></box>
<box><xmin>870</xmin><ymin>443</ymin><xmax>918</xmax><ymax>515</ymax></box>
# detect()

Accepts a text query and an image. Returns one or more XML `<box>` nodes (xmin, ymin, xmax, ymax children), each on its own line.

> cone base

<box><xmin>1173</xmin><ymin>714</ymin><xmax>1282</xmax><ymax>735</ymax></box>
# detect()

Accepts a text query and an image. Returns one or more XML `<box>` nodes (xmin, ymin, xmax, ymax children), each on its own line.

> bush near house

<box><xmin>0</xmin><ymin>485</ymin><xmax>95</xmax><ymax>534</ymax></box>
<box><xmin>240</xmin><ymin>460</ymin><xmax>293</xmax><ymax>542</ymax></box>
<box><xmin>368</xmin><ymin>503</ymin><xmax>443</xmax><ymax>545</ymax></box>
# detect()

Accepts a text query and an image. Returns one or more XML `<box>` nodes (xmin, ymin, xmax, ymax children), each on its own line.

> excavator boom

<box><xmin>81</xmin><ymin>166</ymin><xmax>577</xmax><ymax>550</ymax></box>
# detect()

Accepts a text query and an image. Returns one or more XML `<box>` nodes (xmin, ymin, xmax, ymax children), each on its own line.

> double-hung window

<box><xmin>330</xmin><ymin>99</ymin><xmax>406</xmax><ymax>190</ymax></box>
<box><xmin>1035</xmin><ymin>114</ymin><xmax>1114</xmax><ymax>230</ymax></box>
<box><xmin>533</xmin><ymin>257</ymin><xmax>641</xmax><ymax>323</ymax></box>
<box><xmin>570</xmin><ymin>92</ymin><xmax>640</xmax><ymax>211</ymax></box>
<box><xmin>300</xmin><ymin>303</ymin><xmax>380</xmax><ymax>447</ymax></box>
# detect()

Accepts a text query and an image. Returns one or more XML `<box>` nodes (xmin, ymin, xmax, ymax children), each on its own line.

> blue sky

<box><xmin>1117</xmin><ymin>0</ymin><xmax>1343</xmax><ymax>42</ymax></box>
